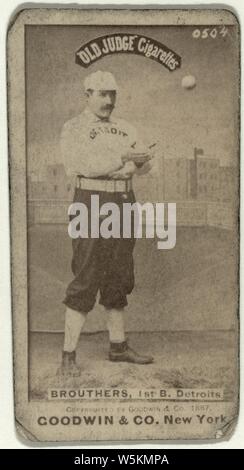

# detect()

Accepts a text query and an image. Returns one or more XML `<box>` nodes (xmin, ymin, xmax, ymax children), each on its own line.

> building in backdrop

<box><xmin>189</xmin><ymin>147</ymin><xmax>220</xmax><ymax>201</ymax></box>
<box><xmin>164</xmin><ymin>158</ymin><xmax>190</xmax><ymax>201</ymax></box>
<box><xmin>218</xmin><ymin>166</ymin><xmax>238</xmax><ymax>203</ymax></box>
<box><xmin>28</xmin><ymin>158</ymin><xmax>237</xmax><ymax>203</ymax></box>
<box><xmin>27</xmin><ymin>147</ymin><xmax>237</xmax><ymax>228</ymax></box>
<box><xmin>28</xmin><ymin>164</ymin><xmax>73</xmax><ymax>200</ymax></box>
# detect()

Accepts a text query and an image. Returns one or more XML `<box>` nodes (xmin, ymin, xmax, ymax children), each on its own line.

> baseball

<box><xmin>181</xmin><ymin>75</ymin><xmax>196</xmax><ymax>90</ymax></box>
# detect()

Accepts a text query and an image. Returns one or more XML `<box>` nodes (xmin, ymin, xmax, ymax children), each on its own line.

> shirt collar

<box><xmin>83</xmin><ymin>107</ymin><xmax>116</xmax><ymax>124</ymax></box>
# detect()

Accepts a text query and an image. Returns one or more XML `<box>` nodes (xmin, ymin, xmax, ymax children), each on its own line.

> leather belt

<box><xmin>76</xmin><ymin>176</ymin><xmax>133</xmax><ymax>193</ymax></box>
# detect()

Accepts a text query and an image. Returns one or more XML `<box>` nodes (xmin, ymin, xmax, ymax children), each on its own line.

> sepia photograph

<box><xmin>8</xmin><ymin>8</ymin><xmax>240</xmax><ymax>442</ymax></box>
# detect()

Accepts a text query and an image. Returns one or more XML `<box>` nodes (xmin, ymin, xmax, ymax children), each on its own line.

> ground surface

<box><xmin>28</xmin><ymin>225</ymin><xmax>238</xmax><ymax>402</ymax></box>
<box><xmin>29</xmin><ymin>330</ymin><xmax>237</xmax><ymax>401</ymax></box>
<box><xmin>28</xmin><ymin>225</ymin><xmax>238</xmax><ymax>331</ymax></box>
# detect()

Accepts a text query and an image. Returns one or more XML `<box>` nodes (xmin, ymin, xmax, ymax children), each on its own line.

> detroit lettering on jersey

<box><xmin>60</xmin><ymin>107</ymin><xmax>138</xmax><ymax>178</ymax></box>
<box><xmin>89</xmin><ymin>126</ymin><xmax>128</xmax><ymax>140</ymax></box>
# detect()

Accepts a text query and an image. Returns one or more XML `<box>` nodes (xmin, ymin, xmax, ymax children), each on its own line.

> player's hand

<box><xmin>121</xmin><ymin>151</ymin><xmax>153</xmax><ymax>164</ymax></box>
<box><xmin>108</xmin><ymin>161</ymin><xmax>136</xmax><ymax>179</ymax></box>
<box><xmin>135</xmin><ymin>160</ymin><xmax>153</xmax><ymax>175</ymax></box>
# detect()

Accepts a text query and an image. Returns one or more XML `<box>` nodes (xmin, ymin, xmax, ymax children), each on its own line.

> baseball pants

<box><xmin>63</xmin><ymin>187</ymin><xmax>137</xmax><ymax>313</ymax></box>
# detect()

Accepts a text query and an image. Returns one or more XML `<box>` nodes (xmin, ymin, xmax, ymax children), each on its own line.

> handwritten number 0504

<box><xmin>192</xmin><ymin>26</ymin><xmax>228</xmax><ymax>39</ymax></box>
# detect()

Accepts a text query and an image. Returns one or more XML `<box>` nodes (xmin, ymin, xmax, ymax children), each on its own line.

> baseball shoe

<box><xmin>56</xmin><ymin>350</ymin><xmax>81</xmax><ymax>377</ymax></box>
<box><xmin>109</xmin><ymin>341</ymin><xmax>154</xmax><ymax>365</ymax></box>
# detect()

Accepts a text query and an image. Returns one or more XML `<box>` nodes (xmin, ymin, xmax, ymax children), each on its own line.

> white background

<box><xmin>0</xmin><ymin>0</ymin><xmax>243</xmax><ymax>449</ymax></box>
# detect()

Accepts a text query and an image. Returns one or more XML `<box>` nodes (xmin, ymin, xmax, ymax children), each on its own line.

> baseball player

<box><xmin>58</xmin><ymin>71</ymin><xmax>155</xmax><ymax>377</ymax></box>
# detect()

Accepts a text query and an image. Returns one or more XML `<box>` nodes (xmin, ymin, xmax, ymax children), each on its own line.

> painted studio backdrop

<box><xmin>26</xmin><ymin>25</ymin><xmax>239</xmax><ymax>333</ymax></box>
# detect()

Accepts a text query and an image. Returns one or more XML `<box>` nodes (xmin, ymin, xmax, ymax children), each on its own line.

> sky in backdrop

<box><xmin>25</xmin><ymin>25</ymin><xmax>239</xmax><ymax>176</ymax></box>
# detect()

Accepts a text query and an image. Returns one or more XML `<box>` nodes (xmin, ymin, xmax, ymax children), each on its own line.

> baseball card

<box><xmin>8</xmin><ymin>7</ymin><xmax>240</xmax><ymax>442</ymax></box>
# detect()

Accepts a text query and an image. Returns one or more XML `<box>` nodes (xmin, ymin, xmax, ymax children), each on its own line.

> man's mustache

<box><xmin>101</xmin><ymin>105</ymin><xmax>114</xmax><ymax>111</ymax></box>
